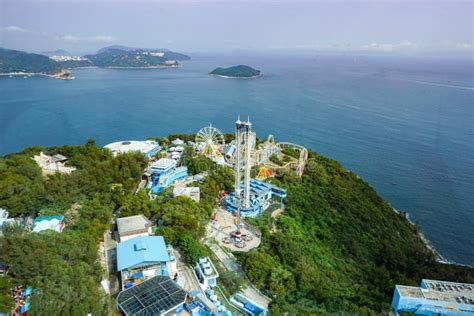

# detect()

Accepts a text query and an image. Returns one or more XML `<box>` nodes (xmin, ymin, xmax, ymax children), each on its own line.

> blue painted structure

<box><xmin>149</xmin><ymin>166</ymin><xmax>188</xmax><ymax>193</ymax></box>
<box><xmin>391</xmin><ymin>279</ymin><xmax>474</xmax><ymax>315</ymax></box>
<box><xmin>225</xmin><ymin>179</ymin><xmax>287</xmax><ymax>217</ymax></box>
<box><xmin>117</xmin><ymin>236</ymin><xmax>170</xmax><ymax>271</ymax></box>
<box><xmin>143</xmin><ymin>142</ymin><xmax>161</xmax><ymax>158</ymax></box>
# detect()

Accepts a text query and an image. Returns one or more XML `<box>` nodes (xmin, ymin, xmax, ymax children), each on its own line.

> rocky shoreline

<box><xmin>210</xmin><ymin>73</ymin><xmax>261</xmax><ymax>79</ymax></box>
<box><xmin>0</xmin><ymin>70</ymin><xmax>74</xmax><ymax>80</ymax></box>
<box><xmin>392</xmin><ymin>207</ymin><xmax>472</xmax><ymax>267</ymax></box>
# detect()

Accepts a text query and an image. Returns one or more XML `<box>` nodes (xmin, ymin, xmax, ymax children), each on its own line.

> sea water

<box><xmin>0</xmin><ymin>53</ymin><xmax>473</xmax><ymax>265</ymax></box>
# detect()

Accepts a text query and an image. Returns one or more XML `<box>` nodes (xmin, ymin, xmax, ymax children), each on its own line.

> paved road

<box><xmin>174</xmin><ymin>249</ymin><xmax>201</xmax><ymax>292</ymax></box>
<box><xmin>103</xmin><ymin>231</ymin><xmax>119</xmax><ymax>294</ymax></box>
<box><xmin>206</xmin><ymin>242</ymin><xmax>271</xmax><ymax>309</ymax></box>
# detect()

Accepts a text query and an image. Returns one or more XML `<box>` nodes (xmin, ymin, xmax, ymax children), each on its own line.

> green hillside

<box><xmin>239</xmin><ymin>152</ymin><xmax>474</xmax><ymax>314</ymax></box>
<box><xmin>95</xmin><ymin>45</ymin><xmax>190</xmax><ymax>60</ymax></box>
<box><xmin>84</xmin><ymin>48</ymin><xmax>184</xmax><ymax>67</ymax></box>
<box><xmin>0</xmin><ymin>141</ymin><xmax>472</xmax><ymax>315</ymax></box>
<box><xmin>0</xmin><ymin>48</ymin><xmax>64</xmax><ymax>74</ymax></box>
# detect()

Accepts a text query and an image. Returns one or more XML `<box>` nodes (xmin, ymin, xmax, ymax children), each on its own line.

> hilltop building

<box><xmin>33</xmin><ymin>152</ymin><xmax>76</xmax><ymax>175</ymax></box>
<box><xmin>117</xmin><ymin>236</ymin><xmax>176</xmax><ymax>289</ymax></box>
<box><xmin>391</xmin><ymin>279</ymin><xmax>474</xmax><ymax>315</ymax></box>
<box><xmin>171</xmin><ymin>138</ymin><xmax>185</xmax><ymax>146</ymax></box>
<box><xmin>104</xmin><ymin>140</ymin><xmax>161</xmax><ymax>158</ymax></box>
<box><xmin>149</xmin><ymin>158</ymin><xmax>176</xmax><ymax>174</ymax></box>
<box><xmin>194</xmin><ymin>257</ymin><xmax>219</xmax><ymax>290</ymax></box>
<box><xmin>116</xmin><ymin>215</ymin><xmax>152</xmax><ymax>242</ymax></box>
<box><xmin>173</xmin><ymin>186</ymin><xmax>200</xmax><ymax>202</ymax></box>
<box><xmin>116</xmin><ymin>275</ymin><xmax>186</xmax><ymax>316</ymax></box>
<box><xmin>147</xmin><ymin>158</ymin><xmax>188</xmax><ymax>193</ymax></box>
<box><xmin>31</xmin><ymin>215</ymin><xmax>65</xmax><ymax>233</ymax></box>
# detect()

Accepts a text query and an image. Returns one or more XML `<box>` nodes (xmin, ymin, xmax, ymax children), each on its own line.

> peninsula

<box><xmin>1</xmin><ymin>119</ymin><xmax>473</xmax><ymax>315</ymax></box>
<box><xmin>83</xmin><ymin>46</ymin><xmax>190</xmax><ymax>68</ymax></box>
<box><xmin>0</xmin><ymin>46</ymin><xmax>191</xmax><ymax>79</ymax></box>
<box><xmin>210</xmin><ymin>65</ymin><xmax>261</xmax><ymax>78</ymax></box>
<box><xmin>0</xmin><ymin>47</ymin><xmax>74</xmax><ymax>79</ymax></box>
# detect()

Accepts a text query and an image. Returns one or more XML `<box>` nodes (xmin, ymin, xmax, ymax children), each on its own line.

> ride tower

<box><xmin>234</xmin><ymin>116</ymin><xmax>253</xmax><ymax>232</ymax></box>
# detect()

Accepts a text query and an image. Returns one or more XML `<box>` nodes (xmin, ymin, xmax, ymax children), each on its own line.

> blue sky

<box><xmin>0</xmin><ymin>0</ymin><xmax>472</xmax><ymax>56</ymax></box>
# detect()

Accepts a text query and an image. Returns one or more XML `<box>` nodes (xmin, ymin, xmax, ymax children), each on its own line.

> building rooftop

<box><xmin>196</xmin><ymin>257</ymin><xmax>219</xmax><ymax>278</ymax></box>
<box><xmin>421</xmin><ymin>279</ymin><xmax>474</xmax><ymax>304</ymax></box>
<box><xmin>117</xmin><ymin>275</ymin><xmax>186</xmax><ymax>316</ymax></box>
<box><xmin>104</xmin><ymin>140</ymin><xmax>160</xmax><ymax>157</ymax></box>
<box><xmin>173</xmin><ymin>186</ymin><xmax>200</xmax><ymax>197</ymax></box>
<box><xmin>397</xmin><ymin>285</ymin><xmax>425</xmax><ymax>298</ymax></box>
<box><xmin>31</xmin><ymin>215</ymin><xmax>65</xmax><ymax>233</ymax></box>
<box><xmin>171</xmin><ymin>138</ymin><xmax>184</xmax><ymax>145</ymax></box>
<box><xmin>51</xmin><ymin>154</ymin><xmax>68</xmax><ymax>162</ymax></box>
<box><xmin>117</xmin><ymin>215</ymin><xmax>151</xmax><ymax>236</ymax></box>
<box><xmin>149</xmin><ymin>158</ymin><xmax>177</xmax><ymax>172</ymax></box>
<box><xmin>117</xmin><ymin>236</ymin><xmax>170</xmax><ymax>271</ymax></box>
<box><xmin>397</xmin><ymin>279</ymin><xmax>474</xmax><ymax>304</ymax></box>
<box><xmin>239</xmin><ymin>178</ymin><xmax>287</xmax><ymax>197</ymax></box>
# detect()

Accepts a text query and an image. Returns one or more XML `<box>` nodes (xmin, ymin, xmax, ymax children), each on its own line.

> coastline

<box><xmin>209</xmin><ymin>73</ymin><xmax>261</xmax><ymax>79</ymax></box>
<box><xmin>104</xmin><ymin>64</ymin><xmax>182</xmax><ymax>69</ymax></box>
<box><xmin>392</xmin><ymin>207</ymin><xmax>472</xmax><ymax>268</ymax></box>
<box><xmin>0</xmin><ymin>71</ymin><xmax>74</xmax><ymax>80</ymax></box>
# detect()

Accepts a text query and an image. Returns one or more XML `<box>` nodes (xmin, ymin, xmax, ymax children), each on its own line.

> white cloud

<box><xmin>3</xmin><ymin>25</ymin><xmax>29</xmax><ymax>32</ymax></box>
<box><xmin>455</xmin><ymin>43</ymin><xmax>472</xmax><ymax>49</ymax></box>
<box><xmin>54</xmin><ymin>34</ymin><xmax>116</xmax><ymax>43</ymax></box>
<box><xmin>358</xmin><ymin>41</ymin><xmax>414</xmax><ymax>52</ymax></box>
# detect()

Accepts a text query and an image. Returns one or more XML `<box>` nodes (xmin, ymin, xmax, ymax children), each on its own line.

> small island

<box><xmin>209</xmin><ymin>65</ymin><xmax>261</xmax><ymax>78</ymax></box>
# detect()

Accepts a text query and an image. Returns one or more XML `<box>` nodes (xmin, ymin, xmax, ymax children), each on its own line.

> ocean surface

<box><xmin>0</xmin><ymin>53</ymin><xmax>473</xmax><ymax>265</ymax></box>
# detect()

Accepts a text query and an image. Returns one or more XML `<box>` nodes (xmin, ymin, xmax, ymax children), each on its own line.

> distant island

<box><xmin>0</xmin><ymin>48</ymin><xmax>73</xmax><ymax>79</ymax></box>
<box><xmin>210</xmin><ymin>65</ymin><xmax>261</xmax><ymax>78</ymax></box>
<box><xmin>83</xmin><ymin>46</ymin><xmax>190</xmax><ymax>68</ymax></box>
<box><xmin>0</xmin><ymin>46</ymin><xmax>191</xmax><ymax>79</ymax></box>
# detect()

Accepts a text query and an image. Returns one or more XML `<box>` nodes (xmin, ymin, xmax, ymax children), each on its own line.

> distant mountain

<box><xmin>42</xmin><ymin>49</ymin><xmax>71</xmax><ymax>56</ymax></box>
<box><xmin>0</xmin><ymin>47</ymin><xmax>66</xmax><ymax>75</ymax></box>
<box><xmin>96</xmin><ymin>45</ymin><xmax>191</xmax><ymax>61</ymax></box>
<box><xmin>57</xmin><ymin>59</ymin><xmax>94</xmax><ymax>68</ymax></box>
<box><xmin>209</xmin><ymin>65</ymin><xmax>261</xmax><ymax>78</ymax></box>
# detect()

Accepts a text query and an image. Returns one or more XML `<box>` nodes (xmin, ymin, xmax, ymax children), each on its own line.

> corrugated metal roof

<box><xmin>117</xmin><ymin>236</ymin><xmax>170</xmax><ymax>271</ymax></box>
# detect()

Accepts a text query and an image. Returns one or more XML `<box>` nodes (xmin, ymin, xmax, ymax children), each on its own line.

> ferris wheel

<box><xmin>195</xmin><ymin>124</ymin><xmax>225</xmax><ymax>158</ymax></box>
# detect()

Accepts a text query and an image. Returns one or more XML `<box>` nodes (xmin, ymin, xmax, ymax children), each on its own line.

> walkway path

<box><xmin>174</xmin><ymin>249</ymin><xmax>201</xmax><ymax>292</ymax></box>
<box><xmin>206</xmin><ymin>242</ymin><xmax>271</xmax><ymax>309</ymax></box>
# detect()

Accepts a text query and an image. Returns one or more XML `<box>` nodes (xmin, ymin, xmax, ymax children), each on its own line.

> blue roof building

<box><xmin>148</xmin><ymin>166</ymin><xmax>188</xmax><ymax>193</ymax></box>
<box><xmin>117</xmin><ymin>236</ymin><xmax>174</xmax><ymax>290</ymax></box>
<box><xmin>391</xmin><ymin>279</ymin><xmax>474</xmax><ymax>315</ymax></box>
<box><xmin>225</xmin><ymin>179</ymin><xmax>287</xmax><ymax>217</ymax></box>
<box><xmin>117</xmin><ymin>236</ymin><xmax>170</xmax><ymax>271</ymax></box>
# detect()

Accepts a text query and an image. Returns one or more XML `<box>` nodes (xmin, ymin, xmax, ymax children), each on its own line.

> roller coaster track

<box><xmin>261</xmin><ymin>142</ymin><xmax>308</xmax><ymax>177</ymax></box>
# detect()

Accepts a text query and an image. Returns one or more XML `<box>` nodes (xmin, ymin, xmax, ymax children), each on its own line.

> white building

<box><xmin>194</xmin><ymin>257</ymin><xmax>219</xmax><ymax>290</ymax></box>
<box><xmin>116</xmin><ymin>215</ymin><xmax>152</xmax><ymax>242</ymax></box>
<box><xmin>33</xmin><ymin>152</ymin><xmax>76</xmax><ymax>175</ymax></box>
<box><xmin>49</xmin><ymin>55</ymin><xmax>89</xmax><ymax>62</ymax></box>
<box><xmin>173</xmin><ymin>187</ymin><xmax>200</xmax><ymax>202</ymax></box>
<box><xmin>171</xmin><ymin>138</ymin><xmax>185</xmax><ymax>146</ymax></box>
<box><xmin>148</xmin><ymin>158</ymin><xmax>177</xmax><ymax>174</ymax></box>
<box><xmin>104</xmin><ymin>140</ymin><xmax>161</xmax><ymax>158</ymax></box>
